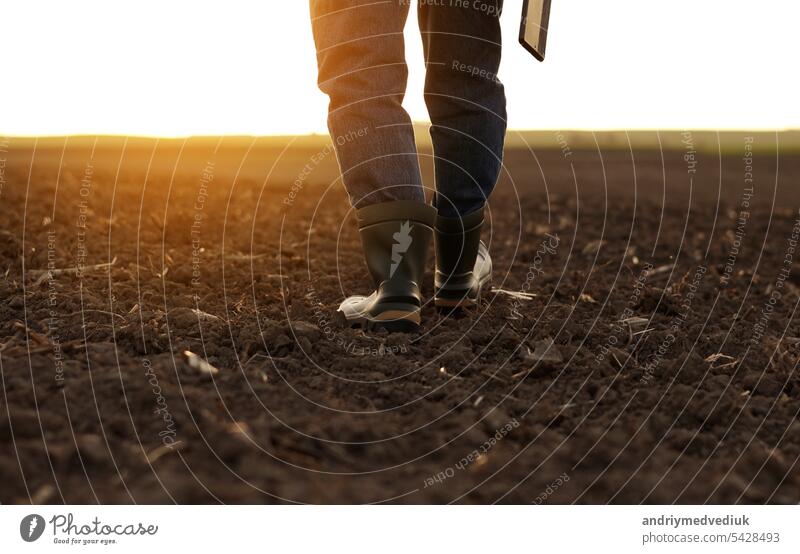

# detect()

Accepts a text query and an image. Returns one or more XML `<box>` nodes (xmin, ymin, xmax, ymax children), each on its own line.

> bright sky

<box><xmin>1</xmin><ymin>0</ymin><xmax>798</xmax><ymax>136</ymax></box>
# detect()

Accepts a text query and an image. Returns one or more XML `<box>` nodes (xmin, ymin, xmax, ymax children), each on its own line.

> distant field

<box><xmin>6</xmin><ymin>128</ymin><xmax>800</xmax><ymax>152</ymax></box>
<box><xmin>3</xmin><ymin>130</ymin><xmax>799</xmax><ymax>208</ymax></box>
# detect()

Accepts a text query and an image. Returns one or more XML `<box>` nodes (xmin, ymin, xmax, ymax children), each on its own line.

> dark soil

<box><xmin>1</xmin><ymin>137</ymin><xmax>799</xmax><ymax>504</ymax></box>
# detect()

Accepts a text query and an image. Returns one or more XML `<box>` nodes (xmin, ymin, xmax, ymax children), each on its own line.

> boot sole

<box><xmin>434</xmin><ymin>297</ymin><xmax>478</xmax><ymax>308</ymax></box>
<box><xmin>336</xmin><ymin>307</ymin><xmax>421</xmax><ymax>333</ymax></box>
<box><xmin>434</xmin><ymin>275</ymin><xmax>491</xmax><ymax>309</ymax></box>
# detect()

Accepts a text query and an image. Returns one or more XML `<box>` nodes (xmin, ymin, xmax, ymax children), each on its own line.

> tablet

<box><xmin>519</xmin><ymin>0</ymin><xmax>551</xmax><ymax>62</ymax></box>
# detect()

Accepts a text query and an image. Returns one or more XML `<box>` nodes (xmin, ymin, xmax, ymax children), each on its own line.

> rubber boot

<box><xmin>434</xmin><ymin>207</ymin><xmax>492</xmax><ymax>308</ymax></box>
<box><xmin>337</xmin><ymin>200</ymin><xmax>436</xmax><ymax>332</ymax></box>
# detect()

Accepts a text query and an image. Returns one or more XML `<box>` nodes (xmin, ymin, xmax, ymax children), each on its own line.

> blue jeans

<box><xmin>310</xmin><ymin>0</ymin><xmax>506</xmax><ymax>218</ymax></box>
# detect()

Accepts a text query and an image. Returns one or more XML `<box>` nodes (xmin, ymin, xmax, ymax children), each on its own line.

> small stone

<box><xmin>290</xmin><ymin>320</ymin><xmax>320</xmax><ymax>338</ymax></box>
<box><xmin>182</xmin><ymin>350</ymin><xmax>220</xmax><ymax>377</ymax></box>
<box><xmin>30</xmin><ymin>484</ymin><xmax>56</xmax><ymax>504</ymax></box>
<box><xmin>170</xmin><ymin>265</ymin><xmax>193</xmax><ymax>284</ymax></box>
<box><xmin>75</xmin><ymin>434</ymin><xmax>107</xmax><ymax>465</ymax></box>
<box><xmin>582</xmin><ymin>240</ymin><xmax>606</xmax><ymax>255</ymax></box>
<box><xmin>520</xmin><ymin>338</ymin><xmax>564</xmax><ymax>372</ymax></box>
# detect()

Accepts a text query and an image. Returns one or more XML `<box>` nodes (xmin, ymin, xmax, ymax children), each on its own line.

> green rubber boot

<box><xmin>337</xmin><ymin>200</ymin><xmax>436</xmax><ymax>332</ymax></box>
<box><xmin>434</xmin><ymin>207</ymin><xmax>492</xmax><ymax>308</ymax></box>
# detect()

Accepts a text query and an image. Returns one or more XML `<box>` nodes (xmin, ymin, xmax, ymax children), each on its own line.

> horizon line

<box><xmin>2</xmin><ymin>128</ymin><xmax>799</xmax><ymax>141</ymax></box>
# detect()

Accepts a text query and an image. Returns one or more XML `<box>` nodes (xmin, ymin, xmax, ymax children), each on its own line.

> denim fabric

<box><xmin>310</xmin><ymin>0</ymin><xmax>506</xmax><ymax>218</ymax></box>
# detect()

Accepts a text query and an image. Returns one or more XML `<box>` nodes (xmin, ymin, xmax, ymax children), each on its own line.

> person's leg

<box><xmin>310</xmin><ymin>0</ymin><xmax>424</xmax><ymax>208</ymax></box>
<box><xmin>310</xmin><ymin>0</ymin><xmax>435</xmax><ymax>331</ymax></box>
<box><xmin>418</xmin><ymin>1</ymin><xmax>506</xmax><ymax>308</ymax></box>
<box><xmin>417</xmin><ymin>0</ymin><xmax>507</xmax><ymax>218</ymax></box>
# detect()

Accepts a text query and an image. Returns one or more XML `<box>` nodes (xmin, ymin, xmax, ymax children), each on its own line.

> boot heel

<box><xmin>369</xmin><ymin>312</ymin><xmax>420</xmax><ymax>332</ymax></box>
<box><xmin>434</xmin><ymin>295</ymin><xmax>478</xmax><ymax>309</ymax></box>
<box><xmin>369</xmin><ymin>303</ymin><xmax>421</xmax><ymax>332</ymax></box>
<box><xmin>434</xmin><ymin>282</ymin><xmax>479</xmax><ymax>308</ymax></box>
<box><xmin>434</xmin><ymin>273</ymin><xmax>490</xmax><ymax>309</ymax></box>
<box><xmin>336</xmin><ymin>306</ymin><xmax>420</xmax><ymax>332</ymax></box>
